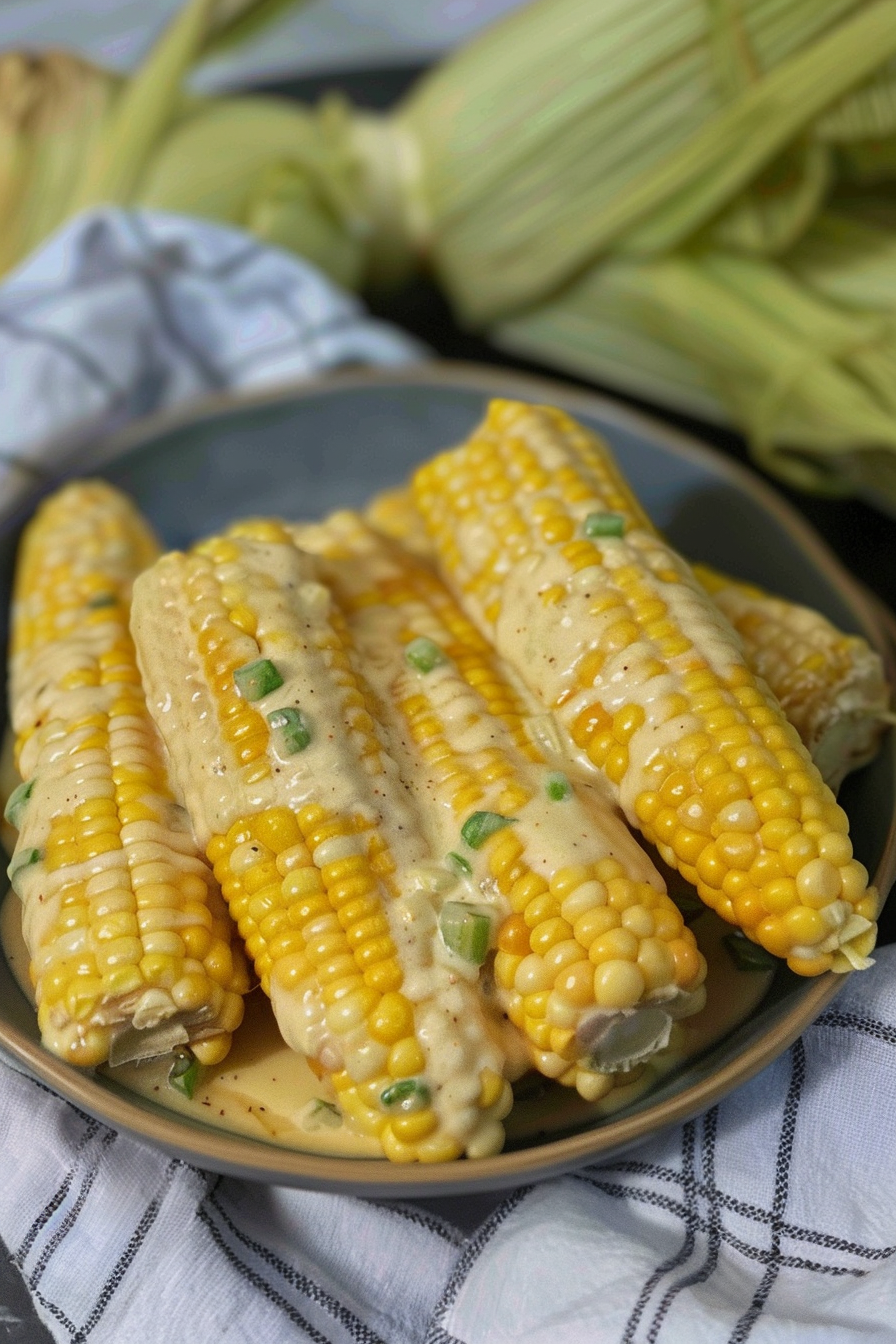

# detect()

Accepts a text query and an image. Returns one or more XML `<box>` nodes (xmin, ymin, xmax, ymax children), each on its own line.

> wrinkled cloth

<box><xmin>4</xmin><ymin>951</ymin><xmax>896</xmax><ymax>1344</ymax></box>
<box><xmin>0</xmin><ymin>207</ymin><xmax>419</xmax><ymax>502</ymax></box>
<box><xmin>0</xmin><ymin>208</ymin><xmax>893</xmax><ymax>1344</ymax></box>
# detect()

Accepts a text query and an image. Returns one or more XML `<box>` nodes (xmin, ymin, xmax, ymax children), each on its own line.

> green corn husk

<box><xmin>495</xmin><ymin>245</ymin><xmax>896</xmax><ymax>495</ymax></box>
<box><xmin>0</xmin><ymin>0</ymin><xmax>320</xmax><ymax>271</ymax></box>
<box><xmin>8</xmin><ymin>0</ymin><xmax>896</xmax><ymax>508</ymax></box>
<box><xmin>0</xmin><ymin>51</ymin><xmax>122</xmax><ymax>275</ymax></box>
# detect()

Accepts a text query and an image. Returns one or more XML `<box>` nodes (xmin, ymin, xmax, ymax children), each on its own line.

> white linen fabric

<box><xmin>0</xmin><ymin>207</ymin><xmax>420</xmax><ymax>505</ymax></box>
<box><xmin>0</xmin><ymin>207</ymin><xmax>894</xmax><ymax>1344</ymax></box>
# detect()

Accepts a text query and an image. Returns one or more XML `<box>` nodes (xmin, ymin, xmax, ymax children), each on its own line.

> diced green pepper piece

<box><xmin>266</xmin><ymin>707</ymin><xmax>312</xmax><ymax>754</ymax></box>
<box><xmin>439</xmin><ymin>902</ymin><xmax>492</xmax><ymax>965</ymax></box>
<box><xmin>233</xmin><ymin>657</ymin><xmax>283</xmax><ymax>701</ymax></box>
<box><xmin>461</xmin><ymin>811</ymin><xmax>516</xmax><ymax>849</ymax></box>
<box><xmin>86</xmin><ymin>593</ymin><xmax>117</xmax><ymax>609</ymax></box>
<box><xmin>380</xmin><ymin>1078</ymin><xmax>430</xmax><ymax>1112</ymax></box>
<box><xmin>309</xmin><ymin>1098</ymin><xmax>342</xmax><ymax>1127</ymax></box>
<box><xmin>168</xmin><ymin>1049</ymin><xmax>200</xmax><ymax>1099</ymax></box>
<box><xmin>7</xmin><ymin>847</ymin><xmax>40</xmax><ymax>894</ymax></box>
<box><xmin>446</xmin><ymin>850</ymin><xmax>472</xmax><ymax>877</ymax></box>
<box><xmin>583</xmin><ymin>511</ymin><xmax>625</xmax><ymax>538</ymax></box>
<box><xmin>723</xmin><ymin>932</ymin><xmax>780</xmax><ymax>973</ymax></box>
<box><xmin>545</xmin><ymin>771</ymin><xmax>572</xmax><ymax>801</ymax></box>
<box><xmin>4</xmin><ymin>778</ymin><xmax>34</xmax><ymax>829</ymax></box>
<box><xmin>404</xmin><ymin>637</ymin><xmax>447</xmax><ymax>673</ymax></box>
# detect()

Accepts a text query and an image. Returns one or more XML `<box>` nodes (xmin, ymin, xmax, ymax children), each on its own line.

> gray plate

<box><xmin>0</xmin><ymin>362</ymin><xmax>893</xmax><ymax>1198</ymax></box>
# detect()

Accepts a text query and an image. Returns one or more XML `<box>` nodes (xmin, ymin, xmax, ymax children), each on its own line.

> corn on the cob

<box><xmin>288</xmin><ymin>510</ymin><xmax>706</xmax><ymax>1104</ymax></box>
<box><xmin>693</xmin><ymin>565</ymin><xmax>893</xmax><ymax>791</ymax></box>
<box><xmin>6</xmin><ymin>480</ymin><xmax>248</xmax><ymax>1067</ymax></box>
<box><xmin>363</xmin><ymin>487</ymin><xmax>436</xmax><ymax>564</ymax></box>
<box><xmin>130</xmin><ymin>524</ymin><xmax>521</xmax><ymax>1162</ymax></box>
<box><xmin>364</xmin><ymin>484</ymin><xmax>892</xmax><ymax>791</ymax></box>
<box><xmin>413</xmin><ymin>400</ymin><xmax>881</xmax><ymax>977</ymax></box>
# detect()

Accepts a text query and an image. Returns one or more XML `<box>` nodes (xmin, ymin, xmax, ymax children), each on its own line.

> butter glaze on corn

<box><xmin>364</xmin><ymin>486</ymin><xmax>892</xmax><ymax>791</ymax></box>
<box><xmin>291</xmin><ymin>511</ymin><xmax>706</xmax><ymax>1102</ymax></box>
<box><xmin>7</xmin><ymin>481</ymin><xmax>248</xmax><ymax>1067</ymax></box>
<box><xmin>131</xmin><ymin>526</ymin><xmax>517</xmax><ymax>1162</ymax></box>
<box><xmin>413</xmin><ymin>401</ymin><xmax>879</xmax><ymax>976</ymax></box>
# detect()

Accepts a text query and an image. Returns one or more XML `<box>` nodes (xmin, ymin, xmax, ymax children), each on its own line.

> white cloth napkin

<box><xmin>0</xmin><ymin>207</ymin><xmax>894</xmax><ymax>1344</ymax></box>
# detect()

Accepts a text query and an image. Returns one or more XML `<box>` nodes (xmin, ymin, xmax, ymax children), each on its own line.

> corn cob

<box><xmin>364</xmin><ymin>486</ymin><xmax>436</xmax><ymax>564</ymax></box>
<box><xmin>413</xmin><ymin>400</ymin><xmax>881</xmax><ymax>977</ymax></box>
<box><xmin>364</xmin><ymin>485</ymin><xmax>892</xmax><ymax>791</ymax></box>
<box><xmin>6</xmin><ymin>480</ymin><xmax>248</xmax><ymax>1067</ymax></box>
<box><xmin>288</xmin><ymin>510</ymin><xmax>706</xmax><ymax>1104</ymax></box>
<box><xmin>693</xmin><ymin>565</ymin><xmax>893</xmax><ymax>791</ymax></box>
<box><xmin>130</xmin><ymin>525</ymin><xmax>520</xmax><ymax>1162</ymax></box>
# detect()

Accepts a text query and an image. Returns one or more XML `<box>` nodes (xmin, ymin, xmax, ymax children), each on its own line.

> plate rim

<box><xmin>2</xmin><ymin>360</ymin><xmax>893</xmax><ymax>1197</ymax></box>
<box><xmin>30</xmin><ymin>358</ymin><xmax>893</xmax><ymax>643</ymax></box>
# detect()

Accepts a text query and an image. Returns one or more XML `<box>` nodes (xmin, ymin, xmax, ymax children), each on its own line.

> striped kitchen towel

<box><xmin>3</xmin><ymin>945</ymin><xmax>896</xmax><ymax>1343</ymax></box>
<box><xmin>0</xmin><ymin>205</ymin><xmax>420</xmax><ymax>504</ymax></box>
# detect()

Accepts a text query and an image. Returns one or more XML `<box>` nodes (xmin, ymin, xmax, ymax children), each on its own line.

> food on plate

<box><xmin>365</xmin><ymin>486</ymin><xmax>892</xmax><ymax>791</ymax></box>
<box><xmin>292</xmin><ymin>512</ymin><xmax>707</xmax><ymax>1076</ymax></box>
<box><xmin>129</xmin><ymin>522</ymin><xmax>521</xmax><ymax>1161</ymax></box>
<box><xmin>2</xmin><ymin>400</ymin><xmax>890</xmax><ymax>1162</ymax></box>
<box><xmin>413</xmin><ymin>399</ymin><xmax>882</xmax><ymax>977</ymax></box>
<box><xmin>4</xmin><ymin>481</ymin><xmax>249</xmax><ymax>1068</ymax></box>
<box><xmin>365</xmin><ymin>486</ymin><xmax>891</xmax><ymax>790</ymax></box>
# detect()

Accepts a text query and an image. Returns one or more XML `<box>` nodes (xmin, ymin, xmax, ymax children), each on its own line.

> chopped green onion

<box><xmin>4</xmin><ymin>778</ymin><xmax>34</xmax><ymax>829</ymax></box>
<box><xmin>404</xmin><ymin>636</ymin><xmax>447</xmax><ymax>673</ymax></box>
<box><xmin>723</xmin><ymin>932</ymin><xmax>780</xmax><ymax>973</ymax></box>
<box><xmin>446</xmin><ymin>850</ymin><xmax>472</xmax><ymax>877</ymax></box>
<box><xmin>439</xmin><ymin>902</ymin><xmax>492</xmax><ymax>964</ymax></box>
<box><xmin>380</xmin><ymin>1078</ymin><xmax>431</xmax><ymax>1112</ymax></box>
<box><xmin>546</xmin><ymin>771</ymin><xmax>572</xmax><ymax>801</ymax></box>
<box><xmin>306</xmin><ymin>1098</ymin><xmax>342</xmax><ymax>1129</ymax></box>
<box><xmin>266</xmin><ymin>707</ymin><xmax>311</xmax><ymax>754</ymax></box>
<box><xmin>168</xmin><ymin>1049</ymin><xmax>200</xmax><ymax>1099</ymax></box>
<box><xmin>233</xmin><ymin>657</ymin><xmax>283</xmax><ymax>701</ymax></box>
<box><xmin>86</xmin><ymin>593</ymin><xmax>117</xmax><ymax>609</ymax></box>
<box><xmin>7</xmin><ymin>847</ymin><xmax>40</xmax><ymax>893</ymax></box>
<box><xmin>460</xmin><ymin>811</ymin><xmax>516</xmax><ymax>849</ymax></box>
<box><xmin>583</xmin><ymin>511</ymin><xmax>626</xmax><ymax>538</ymax></box>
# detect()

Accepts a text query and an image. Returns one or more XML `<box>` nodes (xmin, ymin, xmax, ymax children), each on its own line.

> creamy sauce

<box><xmin>490</xmin><ymin>535</ymin><xmax>746</xmax><ymax>821</ymax></box>
<box><xmin>0</xmin><ymin>887</ymin><xmax>773</xmax><ymax>1157</ymax></box>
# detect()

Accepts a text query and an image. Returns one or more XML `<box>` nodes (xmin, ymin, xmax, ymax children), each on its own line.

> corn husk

<box><xmin>8</xmin><ymin>0</ymin><xmax>896</xmax><ymax>507</ymax></box>
<box><xmin>494</xmin><ymin>241</ymin><xmax>896</xmax><ymax>496</ymax></box>
<box><xmin>0</xmin><ymin>0</ymin><xmax>320</xmax><ymax>270</ymax></box>
<box><xmin>0</xmin><ymin>51</ymin><xmax>122</xmax><ymax>275</ymax></box>
<box><xmin>392</xmin><ymin>0</ymin><xmax>896</xmax><ymax>508</ymax></box>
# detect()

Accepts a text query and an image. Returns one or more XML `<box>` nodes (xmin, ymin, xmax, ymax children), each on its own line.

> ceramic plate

<box><xmin>0</xmin><ymin>363</ymin><xmax>892</xmax><ymax>1198</ymax></box>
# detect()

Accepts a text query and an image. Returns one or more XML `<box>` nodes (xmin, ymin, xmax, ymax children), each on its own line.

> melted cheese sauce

<box><xmin>1</xmin><ymin>887</ymin><xmax>773</xmax><ymax>1158</ymax></box>
<box><xmin>491</xmin><ymin>535</ymin><xmax>746</xmax><ymax>820</ymax></box>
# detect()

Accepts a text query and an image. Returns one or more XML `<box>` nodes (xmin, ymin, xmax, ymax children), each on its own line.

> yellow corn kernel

<box><xmin>368</xmin><ymin>992</ymin><xmax>415</xmax><ymax>1045</ymax></box>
